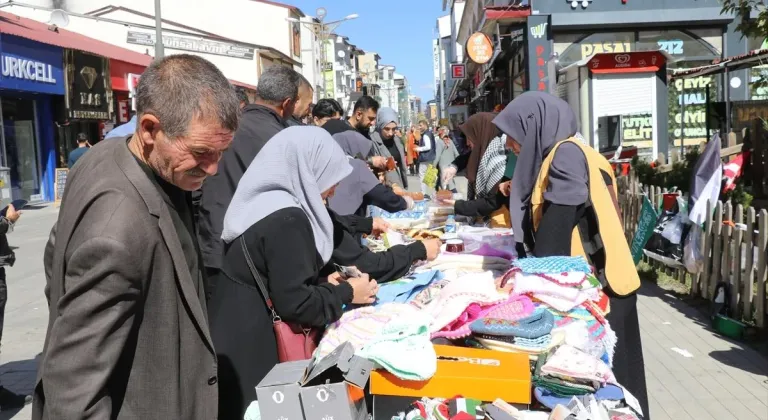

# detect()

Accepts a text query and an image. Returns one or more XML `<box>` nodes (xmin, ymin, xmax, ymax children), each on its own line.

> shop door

<box><xmin>591</xmin><ymin>74</ymin><xmax>656</xmax><ymax>158</ymax></box>
<box><xmin>1</xmin><ymin>97</ymin><xmax>41</xmax><ymax>201</ymax></box>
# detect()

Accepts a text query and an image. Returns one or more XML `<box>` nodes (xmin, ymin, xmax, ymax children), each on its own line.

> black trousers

<box><xmin>0</xmin><ymin>267</ymin><xmax>6</xmax><ymax>346</ymax></box>
<box><xmin>606</xmin><ymin>293</ymin><xmax>650</xmax><ymax>419</ymax></box>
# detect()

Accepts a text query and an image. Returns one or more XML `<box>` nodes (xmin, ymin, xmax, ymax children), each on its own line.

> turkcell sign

<box><xmin>0</xmin><ymin>34</ymin><xmax>65</xmax><ymax>95</ymax></box>
<box><xmin>1</xmin><ymin>56</ymin><xmax>57</xmax><ymax>84</ymax></box>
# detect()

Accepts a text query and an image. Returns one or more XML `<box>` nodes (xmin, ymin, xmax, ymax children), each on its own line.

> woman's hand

<box><xmin>5</xmin><ymin>204</ymin><xmax>20</xmax><ymax>223</ymax></box>
<box><xmin>499</xmin><ymin>180</ymin><xmax>512</xmax><ymax>197</ymax></box>
<box><xmin>348</xmin><ymin>274</ymin><xmax>379</xmax><ymax>305</ymax></box>
<box><xmin>420</xmin><ymin>238</ymin><xmax>442</xmax><ymax>261</ymax></box>
<box><xmin>403</xmin><ymin>195</ymin><xmax>415</xmax><ymax>210</ymax></box>
<box><xmin>441</xmin><ymin>165</ymin><xmax>457</xmax><ymax>186</ymax></box>
<box><xmin>326</xmin><ymin>271</ymin><xmax>344</xmax><ymax>286</ymax></box>
<box><xmin>370</xmin><ymin>156</ymin><xmax>388</xmax><ymax>170</ymax></box>
<box><xmin>371</xmin><ymin>218</ymin><xmax>390</xmax><ymax>237</ymax></box>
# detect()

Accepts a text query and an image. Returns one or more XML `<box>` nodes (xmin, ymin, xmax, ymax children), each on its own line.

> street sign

<box><xmin>450</xmin><ymin>63</ymin><xmax>466</xmax><ymax>80</ymax></box>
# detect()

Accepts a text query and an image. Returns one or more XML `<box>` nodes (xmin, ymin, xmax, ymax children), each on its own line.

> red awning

<box><xmin>0</xmin><ymin>11</ymin><xmax>257</xmax><ymax>90</ymax></box>
<box><xmin>0</xmin><ymin>11</ymin><xmax>153</xmax><ymax>67</ymax></box>
<box><xmin>484</xmin><ymin>5</ymin><xmax>531</xmax><ymax>21</ymax></box>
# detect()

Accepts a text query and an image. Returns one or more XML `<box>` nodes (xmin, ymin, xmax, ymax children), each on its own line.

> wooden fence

<box><xmin>618</xmin><ymin>173</ymin><xmax>768</xmax><ymax>329</ymax></box>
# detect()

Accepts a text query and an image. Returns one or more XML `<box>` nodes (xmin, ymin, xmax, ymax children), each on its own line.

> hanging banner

<box><xmin>631</xmin><ymin>195</ymin><xmax>658</xmax><ymax>265</ymax></box>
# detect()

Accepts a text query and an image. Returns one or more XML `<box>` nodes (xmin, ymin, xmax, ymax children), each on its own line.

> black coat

<box><xmin>196</xmin><ymin>104</ymin><xmax>288</xmax><ymax>270</ymax></box>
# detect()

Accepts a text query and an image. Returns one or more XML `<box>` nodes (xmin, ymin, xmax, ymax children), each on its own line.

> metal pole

<box><xmin>680</xmin><ymin>81</ymin><xmax>686</xmax><ymax>156</ymax></box>
<box><xmin>438</xmin><ymin>38</ymin><xmax>445</xmax><ymax>121</ymax></box>
<box><xmin>154</xmin><ymin>0</ymin><xmax>164</xmax><ymax>59</ymax></box>
<box><xmin>724</xmin><ymin>68</ymin><xmax>731</xmax><ymax>135</ymax></box>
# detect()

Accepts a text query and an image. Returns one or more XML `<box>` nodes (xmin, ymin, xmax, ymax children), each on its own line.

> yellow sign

<box><xmin>581</xmin><ymin>41</ymin><xmax>631</xmax><ymax>58</ymax></box>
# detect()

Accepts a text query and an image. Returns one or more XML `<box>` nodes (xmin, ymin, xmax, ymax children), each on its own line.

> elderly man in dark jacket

<box><xmin>196</xmin><ymin>65</ymin><xmax>303</xmax><ymax>296</ymax></box>
<box><xmin>34</xmin><ymin>54</ymin><xmax>240</xmax><ymax>419</ymax></box>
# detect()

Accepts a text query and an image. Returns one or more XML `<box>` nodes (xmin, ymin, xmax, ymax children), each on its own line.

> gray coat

<box><xmin>33</xmin><ymin>139</ymin><xmax>217</xmax><ymax>420</ymax></box>
<box><xmin>433</xmin><ymin>137</ymin><xmax>460</xmax><ymax>170</ymax></box>
<box><xmin>369</xmin><ymin>131</ymin><xmax>408</xmax><ymax>188</ymax></box>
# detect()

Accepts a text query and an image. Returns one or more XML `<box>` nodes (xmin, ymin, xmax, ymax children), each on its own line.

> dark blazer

<box><xmin>33</xmin><ymin>139</ymin><xmax>217</xmax><ymax>420</ymax></box>
<box><xmin>197</xmin><ymin>104</ymin><xmax>288</xmax><ymax>270</ymax></box>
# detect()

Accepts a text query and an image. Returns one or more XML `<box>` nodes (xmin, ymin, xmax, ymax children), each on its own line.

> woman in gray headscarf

<box><xmin>209</xmin><ymin>126</ymin><xmax>379</xmax><ymax>419</ymax></box>
<box><xmin>327</xmin><ymin>130</ymin><xmax>410</xmax><ymax>217</ymax></box>
<box><xmin>369</xmin><ymin>107</ymin><xmax>408</xmax><ymax>188</ymax></box>
<box><xmin>493</xmin><ymin>91</ymin><xmax>649</xmax><ymax>418</ymax></box>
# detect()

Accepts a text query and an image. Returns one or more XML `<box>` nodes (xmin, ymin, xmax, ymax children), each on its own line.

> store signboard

<box><xmin>466</xmin><ymin>32</ymin><xmax>494</xmax><ymax>65</ymax></box>
<box><xmin>587</xmin><ymin>51</ymin><xmax>666</xmax><ymax>73</ymax></box>
<box><xmin>525</xmin><ymin>15</ymin><xmax>552</xmax><ymax>92</ymax></box>
<box><xmin>450</xmin><ymin>63</ymin><xmax>466</xmax><ymax>80</ymax></box>
<box><xmin>65</xmin><ymin>50</ymin><xmax>112</xmax><ymax>120</ymax></box>
<box><xmin>126</xmin><ymin>31</ymin><xmax>255</xmax><ymax>60</ymax></box>
<box><xmin>0</xmin><ymin>34</ymin><xmax>64</xmax><ymax>95</ymax></box>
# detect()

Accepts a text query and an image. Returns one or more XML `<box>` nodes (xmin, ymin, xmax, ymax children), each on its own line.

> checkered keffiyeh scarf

<box><xmin>475</xmin><ymin>135</ymin><xmax>508</xmax><ymax>198</ymax></box>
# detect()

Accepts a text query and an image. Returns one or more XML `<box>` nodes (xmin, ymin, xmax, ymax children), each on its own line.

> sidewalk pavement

<box><xmin>1</xmin><ymin>199</ymin><xmax>767</xmax><ymax>419</ymax></box>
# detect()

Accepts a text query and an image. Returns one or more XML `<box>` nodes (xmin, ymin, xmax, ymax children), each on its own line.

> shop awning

<box><xmin>0</xmin><ymin>11</ymin><xmax>258</xmax><ymax>90</ymax></box>
<box><xmin>478</xmin><ymin>5</ymin><xmax>530</xmax><ymax>35</ymax></box>
<box><xmin>671</xmin><ymin>49</ymin><xmax>768</xmax><ymax>80</ymax></box>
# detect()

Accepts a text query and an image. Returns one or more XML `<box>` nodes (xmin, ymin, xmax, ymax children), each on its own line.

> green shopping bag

<box><xmin>423</xmin><ymin>165</ymin><xmax>438</xmax><ymax>189</ymax></box>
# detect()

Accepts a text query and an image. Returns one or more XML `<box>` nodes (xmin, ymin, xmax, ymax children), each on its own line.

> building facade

<box><xmin>441</xmin><ymin>0</ymin><xmax>755</xmax><ymax>158</ymax></box>
<box><xmin>0</xmin><ymin>33</ymin><xmax>63</xmax><ymax>202</ymax></box>
<box><xmin>6</xmin><ymin>0</ymin><xmax>302</xmax><ymax>88</ymax></box>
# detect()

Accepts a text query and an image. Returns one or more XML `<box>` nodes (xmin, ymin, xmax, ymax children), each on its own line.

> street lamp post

<box><xmin>287</xmin><ymin>10</ymin><xmax>358</xmax><ymax>100</ymax></box>
<box><xmin>154</xmin><ymin>0</ymin><xmax>164</xmax><ymax>59</ymax></box>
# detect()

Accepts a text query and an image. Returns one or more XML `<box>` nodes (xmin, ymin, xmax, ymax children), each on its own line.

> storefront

<box><xmin>525</xmin><ymin>0</ymin><xmax>748</xmax><ymax>157</ymax></box>
<box><xmin>110</xmin><ymin>60</ymin><xmax>144</xmax><ymax>135</ymax></box>
<box><xmin>57</xmin><ymin>49</ymin><xmax>113</xmax><ymax>165</ymax></box>
<box><xmin>0</xmin><ymin>34</ymin><xmax>64</xmax><ymax>202</ymax></box>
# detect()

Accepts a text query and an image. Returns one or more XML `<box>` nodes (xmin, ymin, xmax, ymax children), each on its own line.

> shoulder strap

<box><xmin>239</xmin><ymin>235</ymin><xmax>280</xmax><ymax>321</ymax></box>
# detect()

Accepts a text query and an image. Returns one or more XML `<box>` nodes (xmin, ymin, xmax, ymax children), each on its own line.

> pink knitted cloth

<box><xmin>424</xmin><ymin>271</ymin><xmax>508</xmax><ymax>334</ymax></box>
<box><xmin>431</xmin><ymin>294</ymin><xmax>536</xmax><ymax>339</ymax></box>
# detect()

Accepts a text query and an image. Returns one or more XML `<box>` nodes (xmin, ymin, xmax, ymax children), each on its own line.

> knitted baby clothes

<box><xmin>424</xmin><ymin>271</ymin><xmax>508</xmax><ymax>333</ymax></box>
<box><xmin>482</xmin><ymin>294</ymin><xmax>536</xmax><ymax>322</ymax></box>
<box><xmin>357</xmin><ymin>310</ymin><xmax>437</xmax><ymax>381</ymax></box>
<box><xmin>315</xmin><ymin>303</ymin><xmax>419</xmax><ymax>359</ymax></box>
<box><xmin>541</xmin><ymin>344</ymin><xmax>617</xmax><ymax>386</ymax></box>
<box><xmin>469</xmin><ymin>308</ymin><xmax>554</xmax><ymax>338</ymax></box>
<box><xmin>376</xmin><ymin>270</ymin><xmax>443</xmax><ymax>305</ymax></box>
<box><xmin>512</xmin><ymin>256</ymin><xmax>591</xmax><ymax>274</ymax></box>
<box><xmin>431</xmin><ymin>303</ymin><xmax>496</xmax><ymax>340</ymax></box>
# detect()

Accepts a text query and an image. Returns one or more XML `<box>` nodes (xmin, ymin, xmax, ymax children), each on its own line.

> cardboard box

<box><xmin>300</xmin><ymin>342</ymin><xmax>372</xmax><ymax>420</ymax></box>
<box><xmin>370</xmin><ymin>345</ymin><xmax>531</xmax><ymax>404</ymax></box>
<box><xmin>256</xmin><ymin>360</ymin><xmax>310</xmax><ymax>420</ymax></box>
<box><xmin>255</xmin><ymin>342</ymin><xmax>373</xmax><ymax>420</ymax></box>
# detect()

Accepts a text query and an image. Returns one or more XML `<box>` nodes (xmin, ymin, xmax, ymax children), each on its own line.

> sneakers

<box><xmin>0</xmin><ymin>386</ymin><xmax>32</xmax><ymax>411</ymax></box>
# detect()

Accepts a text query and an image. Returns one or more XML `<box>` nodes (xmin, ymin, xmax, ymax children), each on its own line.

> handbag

<box><xmin>239</xmin><ymin>236</ymin><xmax>319</xmax><ymax>362</ymax></box>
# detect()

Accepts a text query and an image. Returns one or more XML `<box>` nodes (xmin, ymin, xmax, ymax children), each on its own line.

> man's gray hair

<box><xmin>256</xmin><ymin>65</ymin><xmax>303</xmax><ymax>105</ymax></box>
<box><xmin>136</xmin><ymin>54</ymin><xmax>239</xmax><ymax>138</ymax></box>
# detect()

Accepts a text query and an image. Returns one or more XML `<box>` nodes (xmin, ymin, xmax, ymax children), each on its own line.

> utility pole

<box><xmin>437</xmin><ymin>38</ymin><xmax>445</xmax><ymax>121</ymax></box>
<box><xmin>154</xmin><ymin>0</ymin><xmax>164</xmax><ymax>60</ymax></box>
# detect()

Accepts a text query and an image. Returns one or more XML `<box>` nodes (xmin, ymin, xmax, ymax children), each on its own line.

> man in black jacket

<box><xmin>285</xmin><ymin>76</ymin><xmax>313</xmax><ymax>126</ymax></box>
<box><xmin>197</xmin><ymin>65</ymin><xmax>302</xmax><ymax>298</ymax></box>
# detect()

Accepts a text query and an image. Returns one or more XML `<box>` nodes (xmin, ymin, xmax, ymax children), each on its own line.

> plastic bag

<box><xmin>683</xmin><ymin>224</ymin><xmax>704</xmax><ymax>273</ymax></box>
<box><xmin>422</xmin><ymin>164</ymin><xmax>439</xmax><ymax>189</ymax></box>
<box><xmin>661</xmin><ymin>213</ymin><xmax>684</xmax><ymax>244</ymax></box>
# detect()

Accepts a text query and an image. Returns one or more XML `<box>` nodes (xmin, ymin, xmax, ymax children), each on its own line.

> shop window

<box><xmin>1</xmin><ymin>97</ymin><xmax>40</xmax><ymax>201</ymax></box>
<box><xmin>668</xmin><ymin>60</ymin><xmax>717</xmax><ymax>148</ymax></box>
<box><xmin>637</xmin><ymin>30</ymin><xmax>720</xmax><ymax>61</ymax></box>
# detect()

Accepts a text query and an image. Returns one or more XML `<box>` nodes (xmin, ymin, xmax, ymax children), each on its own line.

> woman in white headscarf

<box><xmin>209</xmin><ymin>126</ymin><xmax>379</xmax><ymax>419</ymax></box>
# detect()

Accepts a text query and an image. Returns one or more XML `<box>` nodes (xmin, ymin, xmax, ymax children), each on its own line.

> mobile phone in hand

<box><xmin>334</xmin><ymin>264</ymin><xmax>363</xmax><ymax>280</ymax></box>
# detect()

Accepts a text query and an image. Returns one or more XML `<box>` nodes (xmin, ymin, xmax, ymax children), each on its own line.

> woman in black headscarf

<box><xmin>494</xmin><ymin>91</ymin><xmax>649</xmax><ymax>418</ymax></box>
